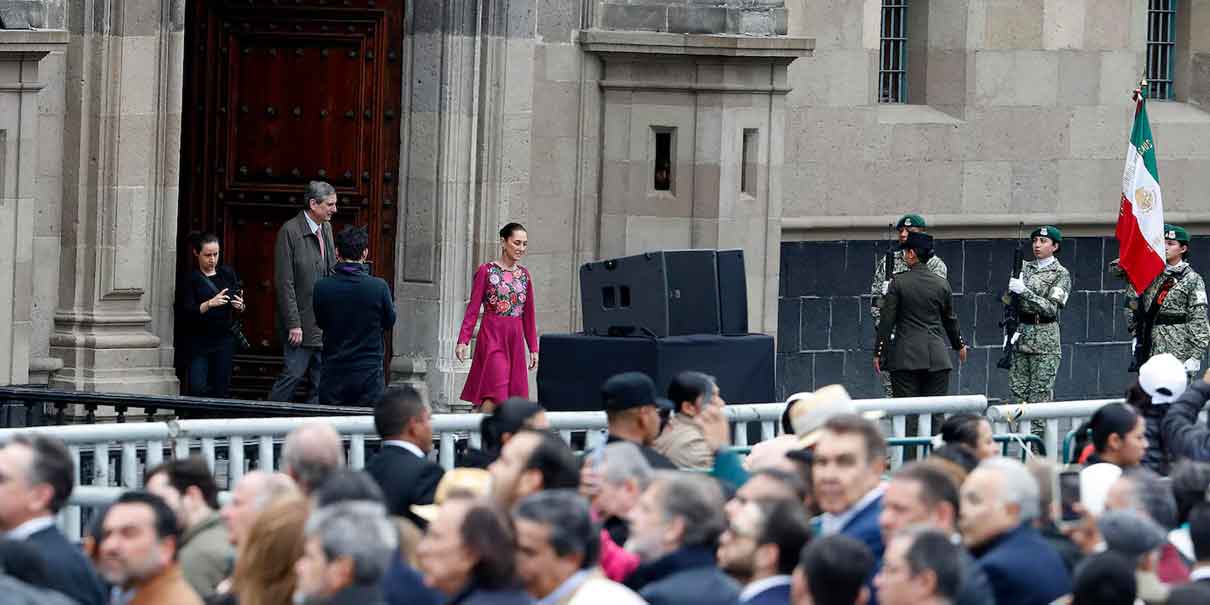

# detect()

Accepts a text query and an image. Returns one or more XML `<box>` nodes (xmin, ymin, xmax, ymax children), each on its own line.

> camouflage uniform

<box><xmin>872</xmin><ymin>250</ymin><xmax>948</xmax><ymax>397</ymax></box>
<box><xmin>1008</xmin><ymin>258</ymin><xmax>1072</xmax><ymax>406</ymax></box>
<box><xmin>1129</xmin><ymin>262</ymin><xmax>1210</xmax><ymax>376</ymax></box>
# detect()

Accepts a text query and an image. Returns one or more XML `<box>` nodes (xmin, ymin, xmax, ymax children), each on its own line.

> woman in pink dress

<box><xmin>455</xmin><ymin>223</ymin><xmax>539</xmax><ymax>412</ymax></box>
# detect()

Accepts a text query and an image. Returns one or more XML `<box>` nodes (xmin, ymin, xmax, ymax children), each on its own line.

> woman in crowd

<box><xmin>934</xmin><ymin>413</ymin><xmax>997</xmax><ymax>460</ymax></box>
<box><xmin>463</xmin><ymin>398</ymin><xmax>549</xmax><ymax>468</ymax></box>
<box><xmin>416</xmin><ymin>498</ymin><xmax>532</xmax><ymax>605</ymax></box>
<box><xmin>456</xmin><ymin>223</ymin><xmax>539</xmax><ymax>414</ymax></box>
<box><xmin>1076</xmin><ymin>402</ymin><xmax>1148</xmax><ymax>469</ymax></box>
<box><xmin>179</xmin><ymin>232</ymin><xmax>245</xmax><ymax>398</ymax></box>
<box><xmin>227</xmin><ymin>496</ymin><xmax>308</xmax><ymax>605</ymax></box>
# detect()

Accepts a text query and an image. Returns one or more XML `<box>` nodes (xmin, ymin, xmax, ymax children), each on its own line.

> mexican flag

<box><xmin>1115</xmin><ymin>83</ymin><xmax>1165</xmax><ymax>295</ymax></box>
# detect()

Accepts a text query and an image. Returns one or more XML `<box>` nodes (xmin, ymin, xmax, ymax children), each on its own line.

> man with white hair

<box><xmin>282</xmin><ymin>423</ymin><xmax>346</xmax><ymax>495</ymax></box>
<box><xmin>220</xmin><ymin>470</ymin><xmax>297</xmax><ymax>547</ymax></box>
<box><xmin>294</xmin><ymin>500</ymin><xmax>398</xmax><ymax>604</ymax></box>
<box><xmin>959</xmin><ymin>457</ymin><xmax>1071</xmax><ymax>605</ymax></box>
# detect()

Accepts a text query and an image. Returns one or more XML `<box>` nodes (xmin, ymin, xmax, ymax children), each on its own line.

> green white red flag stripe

<box><xmin>1115</xmin><ymin>84</ymin><xmax>1165</xmax><ymax>295</ymax></box>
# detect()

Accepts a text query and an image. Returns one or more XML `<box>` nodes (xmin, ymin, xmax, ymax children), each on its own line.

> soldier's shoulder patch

<box><xmin>1196</xmin><ymin>289</ymin><xmax>1207</xmax><ymax>306</ymax></box>
<box><xmin>1051</xmin><ymin>287</ymin><xmax>1069</xmax><ymax>305</ymax></box>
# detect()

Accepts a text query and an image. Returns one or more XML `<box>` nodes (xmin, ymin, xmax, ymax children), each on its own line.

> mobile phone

<box><xmin>1056</xmin><ymin>467</ymin><xmax>1082</xmax><ymax>527</ymax></box>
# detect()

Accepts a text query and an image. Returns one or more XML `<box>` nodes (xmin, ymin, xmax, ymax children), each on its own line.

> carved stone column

<box><xmin>49</xmin><ymin>0</ymin><xmax>183</xmax><ymax>393</ymax></box>
<box><xmin>0</xmin><ymin>31</ymin><xmax>66</xmax><ymax>386</ymax></box>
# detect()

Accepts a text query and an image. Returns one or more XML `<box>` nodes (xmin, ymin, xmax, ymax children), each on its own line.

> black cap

<box><xmin>785</xmin><ymin>448</ymin><xmax>814</xmax><ymax>465</ymax></box>
<box><xmin>900</xmin><ymin>231</ymin><xmax>934</xmax><ymax>253</ymax></box>
<box><xmin>602</xmin><ymin>372</ymin><xmax>674</xmax><ymax>412</ymax></box>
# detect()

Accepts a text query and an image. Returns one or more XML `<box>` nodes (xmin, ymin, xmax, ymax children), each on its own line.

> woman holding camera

<box><xmin>180</xmin><ymin>232</ymin><xmax>246</xmax><ymax>398</ymax></box>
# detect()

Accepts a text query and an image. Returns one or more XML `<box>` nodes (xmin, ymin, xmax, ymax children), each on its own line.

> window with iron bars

<box><xmin>878</xmin><ymin>0</ymin><xmax>908</xmax><ymax>103</ymax></box>
<box><xmin>1146</xmin><ymin>0</ymin><xmax>1176</xmax><ymax>100</ymax></box>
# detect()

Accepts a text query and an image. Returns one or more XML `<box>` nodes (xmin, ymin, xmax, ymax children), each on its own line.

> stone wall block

<box><xmin>1083</xmin><ymin>0</ymin><xmax>1130</xmax><ymax>50</ymax></box>
<box><xmin>829</xmin><ymin>296</ymin><xmax>862</xmax><ymax>350</ymax></box>
<box><xmin>666</xmin><ymin>6</ymin><xmax>726</xmax><ymax>33</ymax></box>
<box><xmin>777</xmin><ymin>297</ymin><xmax>801</xmax><ymax>353</ymax></box>
<box><xmin>984</xmin><ymin>0</ymin><xmax>1044</xmax><ymax>50</ymax></box>
<box><xmin>974</xmin><ymin>50</ymin><xmax>1059</xmax><ymax>106</ymax></box>
<box><xmin>1042</xmin><ymin>0</ymin><xmax>1085</xmax><ymax>50</ymax></box>
<box><xmin>600</xmin><ymin>4</ymin><xmax>668</xmax><ymax>31</ymax></box>
<box><xmin>1059</xmin><ymin>291</ymin><xmax>1088</xmax><ymax>344</ymax></box>
<box><xmin>800</xmin><ymin>297</ymin><xmax>828</xmax><ymax>350</ymax></box>
<box><xmin>1066</xmin><ymin>236</ymin><xmax>1104</xmax><ymax>292</ymax></box>
<box><xmin>959</xmin><ymin>346</ymin><xmax>990</xmax><ymax>395</ymax></box>
<box><xmin>934</xmin><ymin>238</ymin><xmax>965</xmax><ymax>293</ymax></box>
<box><xmin>1056</xmin><ymin>50</ymin><xmax>1100</xmax><ymax>105</ymax></box>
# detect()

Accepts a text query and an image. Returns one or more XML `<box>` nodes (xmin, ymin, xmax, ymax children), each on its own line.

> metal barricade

<box><xmin>985</xmin><ymin>399</ymin><xmax>1120</xmax><ymax>463</ymax></box>
<box><xmin>0</xmin><ymin>395</ymin><xmax>990</xmax><ymax>539</ymax></box>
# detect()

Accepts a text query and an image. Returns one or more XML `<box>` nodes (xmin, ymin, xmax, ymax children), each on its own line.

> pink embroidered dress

<box><xmin>458</xmin><ymin>262</ymin><xmax>538</xmax><ymax>406</ymax></box>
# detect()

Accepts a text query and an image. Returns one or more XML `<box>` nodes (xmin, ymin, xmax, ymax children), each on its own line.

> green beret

<box><xmin>1164</xmin><ymin>224</ymin><xmax>1190</xmax><ymax>243</ymax></box>
<box><xmin>896</xmin><ymin>214</ymin><xmax>926</xmax><ymax>230</ymax></box>
<box><xmin>1031</xmin><ymin>225</ymin><xmax>1062</xmax><ymax>243</ymax></box>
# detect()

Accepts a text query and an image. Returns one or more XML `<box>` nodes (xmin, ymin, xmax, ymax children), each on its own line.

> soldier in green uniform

<box><xmin>1126</xmin><ymin>225</ymin><xmax>1210</xmax><ymax>378</ymax></box>
<box><xmin>871</xmin><ymin>214</ymin><xmax>948</xmax><ymax>397</ymax></box>
<box><xmin>874</xmin><ymin>232</ymin><xmax>968</xmax><ymax>397</ymax></box>
<box><xmin>1005</xmin><ymin>226</ymin><xmax>1072</xmax><ymax>432</ymax></box>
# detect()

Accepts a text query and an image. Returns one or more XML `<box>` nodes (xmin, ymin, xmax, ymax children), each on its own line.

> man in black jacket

<box><xmin>365</xmin><ymin>385</ymin><xmax>444</xmax><ymax>527</ymax></box>
<box><xmin>1162</xmin><ymin>369</ymin><xmax>1210</xmax><ymax>461</ymax></box>
<box><xmin>874</xmin><ymin>231</ymin><xmax>968</xmax><ymax>397</ymax></box>
<box><xmin>0</xmin><ymin>434</ymin><xmax>106</xmax><ymax>605</ymax></box>
<box><xmin>313</xmin><ymin>225</ymin><xmax>396</xmax><ymax>405</ymax></box>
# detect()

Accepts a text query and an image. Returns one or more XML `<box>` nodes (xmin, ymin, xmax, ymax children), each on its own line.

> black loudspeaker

<box><xmin>579</xmin><ymin>250</ymin><xmax>724</xmax><ymax>337</ymax></box>
<box><xmin>716</xmin><ymin>249</ymin><xmax>749</xmax><ymax>335</ymax></box>
<box><xmin>579</xmin><ymin>252</ymin><xmax>670</xmax><ymax>337</ymax></box>
<box><xmin>664</xmin><ymin>250</ymin><xmax>721</xmax><ymax>336</ymax></box>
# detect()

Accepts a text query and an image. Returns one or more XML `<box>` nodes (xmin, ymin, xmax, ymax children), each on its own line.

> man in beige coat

<box><xmin>144</xmin><ymin>457</ymin><xmax>233</xmax><ymax>598</ymax></box>
<box><xmin>269</xmin><ymin>180</ymin><xmax>338</xmax><ymax>403</ymax></box>
<box><xmin>653</xmin><ymin>371</ymin><xmax>723</xmax><ymax>469</ymax></box>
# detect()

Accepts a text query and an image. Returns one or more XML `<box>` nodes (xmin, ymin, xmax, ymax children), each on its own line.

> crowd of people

<box><xmin>6</xmin><ymin>364</ymin><xmax>1210</xmax><ymax>605</ymax></box>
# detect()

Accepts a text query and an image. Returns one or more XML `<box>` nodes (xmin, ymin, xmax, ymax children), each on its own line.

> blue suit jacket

<box><xmin>837</xmin><ymin>494</ymin><xmax>885</xmax><ymax>605</ymax></box>
<box><xmin>974</xmin><ymin>523</ymin><xmax>1072</xmax><ymax>605</ymax></box>
<box><xmin>741</xmin><ymin>582</ymin><xmax>790</xmax><ymax>605</ymax></box>
<box><xmin>26</xmin><ymin>526</ymin><xmax>106</xmax><ymax>605</ymax></box>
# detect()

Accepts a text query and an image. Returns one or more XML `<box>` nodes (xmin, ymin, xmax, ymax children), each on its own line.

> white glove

<box><xmin>881</xmin><ymin>281</ymin><xmax>890</xmax><ymax>296</ymax></box>
<box><xmin>1008</xmin><ymin>277</ymin><xmax>1026</xmax><ymax>294</ymax></box>
<box><xmin>1186</xmin><ymin>358</ymin><xmax>1202</xmax><ymax>373</ymax></box>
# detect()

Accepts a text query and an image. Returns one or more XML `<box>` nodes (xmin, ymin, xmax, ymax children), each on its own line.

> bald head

<box><xmin>281</xmin><ymin>424</ymin><xmax>345</xmax><ymax>494</ymax></box>
<box><xmin>221</xmin><ymin>471</ymin><xmax>298</xmax><ymax>546</ymax></box>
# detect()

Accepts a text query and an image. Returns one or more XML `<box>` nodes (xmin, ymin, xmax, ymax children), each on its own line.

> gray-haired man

<box><xmin>294</xmin><ymin>500</ymin><xmax>398</xmax><ymax>605</ymax></box>
<box><xmin>269</xmin><ymin>180</ymin><xmax>338</xmax><ymax>403</ymax></box>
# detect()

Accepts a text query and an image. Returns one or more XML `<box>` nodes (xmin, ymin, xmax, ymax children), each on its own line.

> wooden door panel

<box><xmin>179</xmin><ymin>0</ymin><xmax>402</xmax><ymax>399</ymax></box>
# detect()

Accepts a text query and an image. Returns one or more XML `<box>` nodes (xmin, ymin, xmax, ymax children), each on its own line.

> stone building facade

<box><xmin>0</xmin><ymin>0</ymin><xmax>1207</xmax><ymax>407</ymax></box>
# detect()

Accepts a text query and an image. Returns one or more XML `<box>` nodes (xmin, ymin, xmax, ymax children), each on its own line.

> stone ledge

<box><xmin>781</xmin><ymin>212</ymin><xmax>1210</xmax><ymax>240</ymax></box>
<box><xmin>876</xmin><ymin>104</ymin><xmax>964</xmax><ymax>125</ymax></box>
<box><xmin>579</xmin><ymin>29</ymin><xmax>813</xmax><ymax>58</ymax></box>
<box><xmin>0</xmin><ymin>29</ymin><xmax>67</xmax><ymax>53</ymax></box>
<box><xmin>1146</xmin><ymin>100</ymin><xmax>1210</xmax><ymax>123</ymax></box>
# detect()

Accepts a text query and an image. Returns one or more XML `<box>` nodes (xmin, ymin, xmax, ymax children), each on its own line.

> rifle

<box><xmin>996</xmin><ymin>224</ymin><xmax>1025</xmax><ymax>370</ymax></box>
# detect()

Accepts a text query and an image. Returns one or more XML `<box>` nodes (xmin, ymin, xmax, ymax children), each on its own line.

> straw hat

<box><xmin>409</xmin><ymin>467</ymin><xmax>491</xmax><ymax>523</ymax></box>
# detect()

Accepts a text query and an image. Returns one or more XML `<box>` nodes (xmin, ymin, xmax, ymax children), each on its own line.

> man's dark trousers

<box><xmin>890</xmin><ymin>369</ymin><xmax>950</xmax><ymax>397</ymax></box>
<box><xmin>269</xmin><ymin>345</ymin><xmax>322</xmax><ymax>403</ymax></box>
<box><xmin>319</xmin><ymin>367</ymin><xmax>385</xmax><ymax>406</ymax></box>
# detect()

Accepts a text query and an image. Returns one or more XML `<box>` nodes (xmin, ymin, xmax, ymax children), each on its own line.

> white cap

<box><xmin>1079</xmin><ymin>463</ymin><xmax>1123</xmax><ymax>517</ymax></box>
<box><xmin>1139</xmin><ymin>353</ymin><xmax>1188</xmax><ymax>405</ymax></box>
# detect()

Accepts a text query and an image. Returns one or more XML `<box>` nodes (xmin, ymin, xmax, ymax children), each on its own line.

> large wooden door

<box><xmin>178</xmin><ymin>0</ymin><xmax>403</xmax><ymax>399</ymax></box>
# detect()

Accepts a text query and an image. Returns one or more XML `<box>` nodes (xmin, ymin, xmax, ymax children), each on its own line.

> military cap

<box><xmin>601</xmin><ymin>372</ymin><xmax>673</xmax><ymax>412</ymax></box>
<box><xmin>1164</xmin><ymin>224</ymin><xmax>1190</xmax><ymax>243</ymax></box>
<box><xmin>896</xmin><ymin>214</ymin><xmax>927</xmax><ymax>230</ymax></box>
<box><xmin>1031</xmin><ymin>225</ymin><xmax>1062</xmax><ymax>243</ymax></box>
<box><xmin>900</xmin><ymin>231</ymin><xmax>934</xmax><ymax>253</ymax></box>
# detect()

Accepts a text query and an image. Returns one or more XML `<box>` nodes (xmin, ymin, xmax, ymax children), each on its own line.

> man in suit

<box><xmin>0</xmin><ymin>433</ymin><xmax>106</xmax><ymax>605</ymax></box>
<box><xmin>513</xmin><ymin>489</ymin><xmax>646</xmax><ymax>605</ymax></box>
<box><xmin>874</xmin><ymin>231</ymin><xmax>968</xmax><ymax>397</ymax></box>
<box><xmin>269</xmin><ymin>180</ymin><xmax>338</xmax><ymax>403</ymax></box>
<box><xmin>877</xmin><ymin>462</ymin><xmax>993</xmax><ymax>605</ymax></box>
<box><xmin>960</xmin><ymin>457</ymin><xmax>1071</xmax><ymax>605</ymax></box>
<box><xmin>718</xmin><ymin>499</ymin><xmax>812</xmax><ymax>605</ymax></box>
<box><xmin>366</xmin><ymin>385</ymin><xmax>444</xmax><ymax>527</ymax></box>
<box><xmin>874</xmin><ymin>528</ymin><xmax>965</xmax><ymax>605</ymax></box>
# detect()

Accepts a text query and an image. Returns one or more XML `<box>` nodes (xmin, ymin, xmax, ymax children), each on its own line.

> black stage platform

<box><xmin>536</xmin><ymin>333</ymin><xmax>775</xmax><ymax>412</ymax></box>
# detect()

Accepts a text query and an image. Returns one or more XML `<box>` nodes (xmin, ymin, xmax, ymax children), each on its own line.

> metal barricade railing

<box><xmin>985</xmin><ymin>399</ymin><xmax>1120</xmax><ymax>462</ymax></box>
<box><xmin>0</xmin><ymin>395</ymin><xmax>991</xmax><ymax>539</ymax></box>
